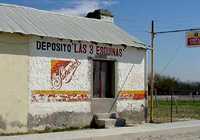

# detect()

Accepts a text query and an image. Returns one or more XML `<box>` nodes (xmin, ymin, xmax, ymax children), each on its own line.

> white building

<box><xmin>0</xmin><ymin>4</ymin><xmax>147</xmax><ymax>133</ymax></box>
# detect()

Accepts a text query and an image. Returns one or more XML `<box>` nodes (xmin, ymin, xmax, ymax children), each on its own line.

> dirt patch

<box><xmin>118</xmin><ymin>110</ymin><xmax>144</xmax><ymax>125</ymax></box>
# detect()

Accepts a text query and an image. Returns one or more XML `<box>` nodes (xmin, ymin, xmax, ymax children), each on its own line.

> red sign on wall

<box><xmin>187</xmin><ymin>32</ymin><xmax>200</xmax><ymax>47</ymax></box>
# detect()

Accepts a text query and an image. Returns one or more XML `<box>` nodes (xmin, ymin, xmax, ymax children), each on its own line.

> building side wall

<box><xmin>0</xmin><ymin>33</ymin><xmax>29</xmax><ymax>133</ymax></box>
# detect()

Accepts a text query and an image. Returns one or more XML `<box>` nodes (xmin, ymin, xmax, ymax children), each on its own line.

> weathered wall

<box><xmin>0</xmin><ymin>33</ymin><xmax>29</xmax><ymax>133</ymax></box>
<box><xmin>28</xmin><ymin>36</ymin><xmax>146</xmax><ymax>129</ymax></box>
<box><xmin>28</xmin><ymin>37</ymin><xmax>94</xmax><ymax>130</ymax></box>
<box><xmin>116</xmin><ymin>47</ymin><xmax>145</xmax><ymax>124</ymax></box>
<box><xmin>0</xmin><ymin>33</ymin><xmax>146</xmax><ymax>133</ymax></box>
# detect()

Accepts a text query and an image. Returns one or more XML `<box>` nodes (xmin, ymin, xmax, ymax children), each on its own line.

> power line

<box><xmin>155</xmin><ymin>28</ymin><xmax>200</xmax><ymax>34</ymax></box>
<box><xmin>151</xmin><ymin>26</ymin><xmax>200</xmax><ymax>74</ymax></box>
<box><xmin>159</xmin><ymin>45</ymin><xmax>182</xmax><ymax>74</ymax></box>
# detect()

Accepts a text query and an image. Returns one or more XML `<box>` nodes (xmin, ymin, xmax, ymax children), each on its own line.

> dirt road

<box><xmin>1</xmin><ymin>120</ymin><xmax>200</xmax><ymax>140</ymax></box>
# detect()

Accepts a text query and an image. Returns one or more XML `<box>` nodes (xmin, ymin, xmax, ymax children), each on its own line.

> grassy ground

<box><xmin>150</xmin><ymin>100</ymin><xmax>200</xmax><ymax>123</ymax></box>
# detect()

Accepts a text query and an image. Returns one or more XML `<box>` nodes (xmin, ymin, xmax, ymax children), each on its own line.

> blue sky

<box><xmin>1</xmin><ymin>0</ymin><xmax>200</xmax><ymax>82</ymax></box>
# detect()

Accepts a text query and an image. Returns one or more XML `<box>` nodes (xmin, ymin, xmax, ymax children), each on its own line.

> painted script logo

<box><xmin>51</xmin><ymin>59</ymin><xmax>81</xmax><ymax>89</ymax></box>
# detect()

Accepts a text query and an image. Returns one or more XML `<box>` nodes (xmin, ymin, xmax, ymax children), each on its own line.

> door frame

<box><xmin>91</xmin><ymin>58</ymin><xmax>116</xmax><ymax>98</ymax></box>
<box><xmin>90</xmin><ymin>58</ymin><xmax>117</xmax><ymax>113</ymax></box>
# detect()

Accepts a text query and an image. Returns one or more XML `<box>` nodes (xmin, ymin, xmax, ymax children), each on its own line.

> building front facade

<box><xmin>0</xmin><ymin>4</ymin><xmax>146</xmax><ymax>134</ymax></box>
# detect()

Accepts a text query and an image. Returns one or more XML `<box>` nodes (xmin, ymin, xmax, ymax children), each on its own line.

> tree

<box><xmin>150</xmin><ymin>74</ymin><xmax>200</xmax><ymax>95</ymax></box>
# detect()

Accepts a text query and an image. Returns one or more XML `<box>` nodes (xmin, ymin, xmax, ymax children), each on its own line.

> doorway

<box><xmin>92</xmin><ymin>60</ymin><xmax>115</xmax><ymax>113</ymax></box>
<box><xmin>93</xmin><ymin>60</ymin><xmax>115</xmax><ymax>98</ymax></box>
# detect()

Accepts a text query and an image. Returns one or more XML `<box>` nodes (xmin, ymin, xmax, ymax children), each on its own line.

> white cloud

<box><xmin>101</xmin><ymin>0</ymin><xmax>119</xmax><ymax>6</ymax></box>
<box><xmin>54</xmin><ymin>0</ymin><xmax>99</xmax><ymax>16</ymax></box>
<box><xmin>53</xmin><ymin>0</ymin><xmax>118</xmax><ymax>16</ymax></box>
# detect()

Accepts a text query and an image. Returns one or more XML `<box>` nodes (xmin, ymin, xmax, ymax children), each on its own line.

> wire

<box><xmin>156</xmin><ymin>28</ymin><xmax>200</xmax><ymax>34</ymax></box>
<box><xmin>159</xmin><ymin>45</ymin><xmax>182</xmax><ymax>74</ymax></box>
<box><xmin>109</xmin><ymin>64</ymin><xmax>135</xmax><ymax>112</ymax></box>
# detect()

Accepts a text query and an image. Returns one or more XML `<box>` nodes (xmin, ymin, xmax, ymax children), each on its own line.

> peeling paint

<box><xmin>28</xmin><ymin>112</ymin><xmax>92</xmax><ymax>130</ymax></box>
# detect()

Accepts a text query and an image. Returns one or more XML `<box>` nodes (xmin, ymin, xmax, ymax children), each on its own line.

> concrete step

<box><xmin>95</xmin><ymin>113</ymin><xmax>111</xmax><ymax>119</ymax></box>
<box><xmin>92</xmin><ymin>112</ymin><xmax>125</xmax><ymax>128</ymax></box>
<box><xmin>95</xmin><ymin>118</ymin><xmax>116</xmax><ymax>128</ymax></box>
<box><xmin>95</xmin><ymin>112</ymin><xmax>119</xmax><ymax>119</ymax></box>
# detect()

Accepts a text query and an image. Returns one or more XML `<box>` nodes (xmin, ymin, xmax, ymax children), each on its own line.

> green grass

<box><xmin>149</xmin><ymin>100</ymin><xmax>200</xmax><ymax>123</ymax></box>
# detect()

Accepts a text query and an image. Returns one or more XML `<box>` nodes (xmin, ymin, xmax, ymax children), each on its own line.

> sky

<box><xmin>1</xmin><ymin>0</ymin><xmax>200</xmax><ymax>82</ymax></box>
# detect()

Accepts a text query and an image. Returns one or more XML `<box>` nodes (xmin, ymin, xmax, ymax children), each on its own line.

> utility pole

<box><xmin>148</xmin><ymin>22</ymin><xmax>200</xmax><ymax>123</ymax></box>
<box><xmin>150</xmin><ymin>20</ymin><xmax>155</xmax><ymax>123</ymax></box>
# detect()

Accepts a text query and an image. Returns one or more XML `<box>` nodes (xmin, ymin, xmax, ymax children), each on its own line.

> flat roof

<box><xmin>0</xmin><ymin>3</ymin><xmax>146</xmax><ymax>49</ymax></box>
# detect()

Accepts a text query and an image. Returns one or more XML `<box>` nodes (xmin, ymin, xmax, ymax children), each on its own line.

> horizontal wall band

<box><xmin>31</xmin><ymin>90</ymin><xmax>145</xmax><ymax>103</ymax></box>
<box><xmin>32</xmin><ymin>90</ymin><xmax>89</xmax><ymax>95</ymax></box>
<box><xmin>119</xmin><ymin>90</ymin><xmax>145</xmax><ymax>100</ymax></box>
<box><xmin>31</xmin><ymin>90</ymin><xmax>90</xmax><ymax>103</ymax></box>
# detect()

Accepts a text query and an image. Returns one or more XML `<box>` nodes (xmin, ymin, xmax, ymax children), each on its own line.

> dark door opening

<box><xmin>93</xmin><ymin>60</ymin><xmax>115</xmax><ymax>98</ymax></box>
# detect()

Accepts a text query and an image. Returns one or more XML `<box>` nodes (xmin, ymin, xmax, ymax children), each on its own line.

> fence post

<box><xmin>170</xmin><ymin>89</ymin><xmax>173</xmax><ymax>123</ymax></box>
<box><xmin>174</xmin><ymin>96</ymin><xmax>178</xmax><ymax>114</ymax></box>
<box><xmin>155</xmin><ymin>89</ymin><xmax>159</xmax><ymax>108</ymax></box>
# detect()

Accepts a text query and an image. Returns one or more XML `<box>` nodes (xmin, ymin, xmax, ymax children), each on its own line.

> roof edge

<box><xmin>0</xmin><ymin>31</ymin><xmax>146</xmax><ymax>49</ymax></box>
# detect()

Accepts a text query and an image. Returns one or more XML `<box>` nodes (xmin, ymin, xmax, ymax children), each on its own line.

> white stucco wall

<box><xmin>0</xmin><ymin>33</ymin><xmax>29</xmax><ymax>133</ymax></box>
<box><xmin>0</xmin><ymin>33</ymin><xmax>145</xmax><ymax>132</ymax></box>
<box><xmin>29</xmin><ymin>36</ymin><xmax>146</xmax><ymax>115</ymax></box>
<box><xmin>29</xmin><ymin>37</ymin><xmax>92</xmax><ymax>115</ymax></box>
<box><xmin>116</xmin><ymin>47</ymin><xmax>145</xmax><ymax>112</ymax></box>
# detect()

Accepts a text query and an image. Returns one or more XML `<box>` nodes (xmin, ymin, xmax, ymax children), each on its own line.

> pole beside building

<box><xmin>150</xmin><ymin>20</ymin><xmax>155</xmax><ymax>123</ymax></box>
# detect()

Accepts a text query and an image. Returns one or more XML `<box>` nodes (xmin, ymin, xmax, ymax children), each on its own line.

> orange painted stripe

<box><xmin>119</xmin><ymin>90</ymin><xmax>145</xmax><ymax>100</ymax></box>
<box><xmin>119</xmin><ymin>90</ymin><xmax>144</xmax><ymax>95</ymax></box>
<box><xmin>31</xmin><ymin>90</ymin><xmax>90</xmax><ymax>102</ymax></box>
<box><xmin>32</xmin><ymin>90</ymin><xmax>89</xmax><ymax>95</ymax></box>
